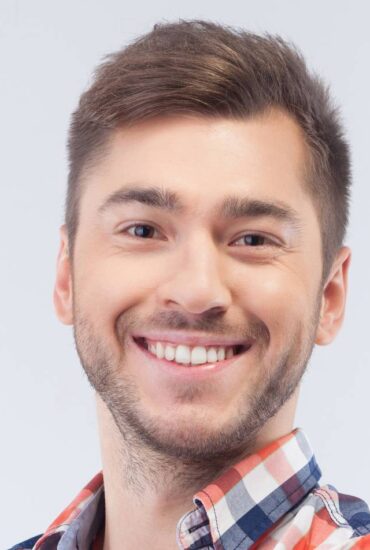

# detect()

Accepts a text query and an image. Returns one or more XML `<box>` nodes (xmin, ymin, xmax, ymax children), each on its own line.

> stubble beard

<box><xmin>72</xmin><ymin>294</ymin><xmax>321</xmax><ymax>490</ymax></box>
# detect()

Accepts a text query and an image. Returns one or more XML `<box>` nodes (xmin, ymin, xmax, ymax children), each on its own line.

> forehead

<box><xmin>79</xmin><ymin>110</ymin><xmax>316</xmax><ymax>224</ymax></box>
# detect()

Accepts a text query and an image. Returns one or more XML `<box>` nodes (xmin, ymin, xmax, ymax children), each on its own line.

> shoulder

<box><xmin>7</xmin><ymin>534</ymin><xmax>43</xmax><ymax>550</ymax></box>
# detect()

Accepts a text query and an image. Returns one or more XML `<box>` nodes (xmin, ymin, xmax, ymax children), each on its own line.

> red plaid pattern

<box><xmin>11</xmin><ymin>428</ymin><xmax>370</xmax><ymax>549</ymax></box>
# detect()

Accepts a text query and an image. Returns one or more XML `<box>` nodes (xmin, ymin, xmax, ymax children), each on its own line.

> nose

<box><xmin>156</xmin><ymin>232</ymin><xmax>232</xmax><ymax>315</ymax></box>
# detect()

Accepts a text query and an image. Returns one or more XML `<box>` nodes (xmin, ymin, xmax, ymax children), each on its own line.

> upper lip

<box><xmin>132</xmin><ymin>331</ymin><xmax>253</xmax><ymax>348</ymax></box>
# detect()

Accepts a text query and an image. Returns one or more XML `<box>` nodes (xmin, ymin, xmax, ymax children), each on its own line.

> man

<box><xmin>11</xmin><ymin>19</ymin><xmax>370</xmax><ymax>550</ymax></box>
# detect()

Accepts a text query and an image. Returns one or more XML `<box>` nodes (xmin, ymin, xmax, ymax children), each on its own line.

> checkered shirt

<box><xmin>10</xmin><ymin>428</ymin><xmax>370</xmax><ymax>549</ymax></box>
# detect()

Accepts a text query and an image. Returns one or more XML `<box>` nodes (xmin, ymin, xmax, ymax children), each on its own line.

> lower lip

<box><xmin>130</xmin><ymin>337</ymin><xmax>252</xmax><ymax>380</ymax></box>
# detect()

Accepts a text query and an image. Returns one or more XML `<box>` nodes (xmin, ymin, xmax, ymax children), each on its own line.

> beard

<box><xmin>72</xmin><ymin>293</ymin><xmax>322</xmax><ymax>473</ymax></box>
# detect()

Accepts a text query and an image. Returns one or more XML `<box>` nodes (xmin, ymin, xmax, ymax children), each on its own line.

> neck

<box><xmin>95</xmin><ymin>393</ymin><xmax>297</xmax><ymax>550</ymax></box>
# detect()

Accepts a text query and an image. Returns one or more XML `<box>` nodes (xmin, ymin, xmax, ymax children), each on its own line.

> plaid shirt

<box><xmin>10</xmin><ymin>428</ymin><xmax>370</xmax><ymax>549</ymax></box>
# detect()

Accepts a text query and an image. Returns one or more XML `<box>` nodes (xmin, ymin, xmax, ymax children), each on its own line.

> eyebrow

<box><xmin>98</xmin><ymin>185</ymin><xmax>183</xmax><ymax>215</ymax></box>
<box><xmin>97</xmin><ymin>184</ymin><xmax>303</xmax><ymax>233</ymax></box>
<box><xmin>220</xmin><ymin>196</ymin><xmax>302</xmax><ymax>231</ymax></box>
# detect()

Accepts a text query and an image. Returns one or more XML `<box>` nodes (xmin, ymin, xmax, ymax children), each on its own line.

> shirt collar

<box><xmin>178</xmin><ymin>428</ymin><xmax>321</xmax><ymax>549</ymax></box>
<box><xmin>34</xmin><ymin>428</ymin><xmax>321</xmax><ymax>550</ymax></box>
<box><xmin>34</xmin><ymin>473</ymin><xmax>105</xmax><ymax>550</ymax></box>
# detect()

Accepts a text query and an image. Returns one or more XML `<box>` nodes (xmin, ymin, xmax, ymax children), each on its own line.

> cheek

<box><xmin>74</xmin><ymin>254</ymin><xmax>165</xmax><ymax>322</ymax></box>
<box><xmin>238</xmin><ymin>267</ymin><xmax>314</xmax><ymax>335</ymax></box>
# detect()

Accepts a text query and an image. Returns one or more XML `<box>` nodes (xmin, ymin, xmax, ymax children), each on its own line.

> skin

<box><xmin>54</xmin><ymin>110</ymin><xmax>351</xmax><ymax>550</ymax></box>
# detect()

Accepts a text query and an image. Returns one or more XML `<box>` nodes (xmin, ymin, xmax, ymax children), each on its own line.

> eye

<box><xmin>231</xmin><ymin>233</ymin><xmax>278</xmax><ymax>247</ymax></box>
<box><xmin>125</xmin><ymin>224</ymin><xmax>160</xmax><ymax>239</ymax></box>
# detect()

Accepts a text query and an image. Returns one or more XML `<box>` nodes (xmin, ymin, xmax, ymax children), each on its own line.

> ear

<box><xmin>315</xmin><ymin>246</ymin><xmax>351</xmax><ymax>346</ymax></box>
<box><xmin>53</xmin><ymin>225</ymin><xmax>73</xmax><ymax>325</ymax></box>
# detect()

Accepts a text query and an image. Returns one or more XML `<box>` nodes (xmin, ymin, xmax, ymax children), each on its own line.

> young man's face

<box><xmin>55</xmin><ymin>110</ymin><xmax>349</xmax><ymax>461</ymax></box>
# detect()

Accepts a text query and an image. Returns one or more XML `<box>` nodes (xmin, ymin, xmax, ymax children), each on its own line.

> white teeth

<box><xmin>156</xmin><ymin>342</ymin><xmax>164</xmax><ymax>359</ymax></box>
<box><xmin>144</xmin><ymin>340</ymin><xmax>241</xmax><ymax>365</ymax></box>
<box><xmin>175</xmin><ymin>345</ymin><xmax>191</xmax><ymax>364</ymax></box>
<box><xmin>164</xmin><ymin>344</ymin><xmax>175</xmax><ymax>361</ymax></box>
<box><xmin>191</xmin><ymin>346</ymin><xmax>207</xmax><ymax>365</ymax></box>
<box><xmin>207</xmin><ymin>347</ymin><xmax>218</xmax><ymax>363</ymax></box>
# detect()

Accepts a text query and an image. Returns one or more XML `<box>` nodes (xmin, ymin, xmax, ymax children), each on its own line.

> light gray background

<box><xmin>1</xmin><ymin>1</ymin><xmax>369</xmax><ymax>547</ymax></box>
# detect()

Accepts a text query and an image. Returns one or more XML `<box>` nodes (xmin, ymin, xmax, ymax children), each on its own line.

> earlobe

<box><xmin>315</xmin><ymin>246</ymin><xmax>351</xmax><ymax>346</ymax></box>
<box><xmin>53</xmin><ymin>225</ymin><xmax>74</xmax><ymax>325</ymax></box>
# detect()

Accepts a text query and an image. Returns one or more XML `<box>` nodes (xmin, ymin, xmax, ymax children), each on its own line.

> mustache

<box><xmin>116</xmin><ymin>309</ymin><xmax>270</xmax><ymax>345</ymax></box>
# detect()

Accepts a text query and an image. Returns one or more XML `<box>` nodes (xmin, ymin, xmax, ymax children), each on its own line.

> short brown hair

<box><xmin>66</xmin><ymin>19</ymin><xmax>351</xmax><ymax>284</ymax></box>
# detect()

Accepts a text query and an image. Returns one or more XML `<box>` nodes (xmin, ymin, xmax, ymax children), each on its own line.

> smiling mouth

<box><xmin>133</xmin><ymin>337</ymin><xmax>251</xmax><ymax>367</ymax></box>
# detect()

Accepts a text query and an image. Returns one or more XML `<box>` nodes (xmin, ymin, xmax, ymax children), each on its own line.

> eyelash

<box><xmin>123</xmin><ymin>223</ymin><xmax>279</xmax><ymax>248</ymax></box>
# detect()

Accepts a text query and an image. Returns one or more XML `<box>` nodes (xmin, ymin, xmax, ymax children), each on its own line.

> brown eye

<box><xmin>127</xmin><ymin>224</ymin><xmax>157</xmax><ymax>238</ymax></box>
<box><xmin>233</xmin><ymin>233</ymin><xmax>275</xmax><ymax>247</ymax></box>
<box><xmin>242</xmin><ymin>234</ymin><xmax>266</xmax><ymax>246</ymax></box>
